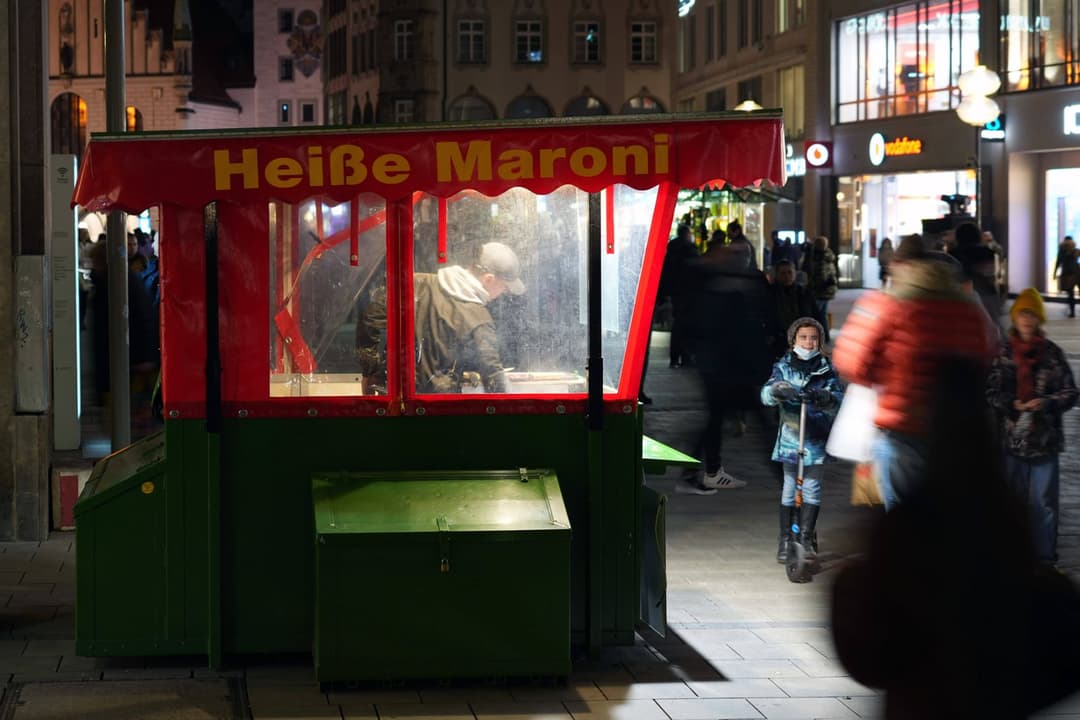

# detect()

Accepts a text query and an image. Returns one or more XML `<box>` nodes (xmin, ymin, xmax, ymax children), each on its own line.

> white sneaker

<box><xmin>702</xmin><ymin>467</ymin><xmax>746</xmax><ymax>489</ymax></box>
<box><xmin>675</xmin><ymin>478</ymin><xmax>718</xmax><ymax>495</ymax></box>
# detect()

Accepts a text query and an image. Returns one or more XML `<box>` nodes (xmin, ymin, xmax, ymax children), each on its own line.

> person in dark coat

<box><xmin>768</xmin><ymin>260</ymin><xmax>815</xmax><ymax>356</ymax></box>
<box><xmin>1054</xmin><ymin>235</ymin><xmax>1079</xmax><ymax>317</ymax></box>
<box><xmin>658</xmin><ymin>224</ymin><xmax>699</xmax><ymax>367</ymax></box>
<box><xmin>676</xmin><ymin>242</ymin><xmax>778</xmax><ymax>494</ymax></box>
<box><xmin>951</xmin><ymin>222</ymin><xmax>1002</xmax><ymax>324</ymax></box>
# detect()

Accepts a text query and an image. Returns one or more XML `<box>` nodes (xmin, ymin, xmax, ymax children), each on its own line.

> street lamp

<box><xmin>733</xmin><ymin>99</ymin><xmax>764</xmax><ymax>112</ymax></box>
<box><xmin>956</xmin><ymin>65</ymin><xmax>1001</xmax><ymax>227</ymax></box>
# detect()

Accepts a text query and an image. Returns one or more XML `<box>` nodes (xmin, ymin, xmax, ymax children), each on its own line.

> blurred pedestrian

<box><xmin>1054</xmin><ymin>235</ymin><xmax>1078</xmax><ymax>318</ymax></box>
<box><xmin>768</xmin><ymin>260</ymin><xmax>815</xmax><ymax>354</ymax></box>
<box><xmin>833</xmin><ymin>234</ymin><xmax>997</xmax><ymax>510</ymax></box>
<box><xmin>982</xmin><ymin>230</ymin><xmax>1006</xmax><ymax>298</ymax></box>
<box><xmin>658</xmin><ymin>224</ymin><xmax>699</xmax><ymax>368</ymax></box>
<box><xmin>832</xmin><ymin>358</ymin><xmax>1080</xmax><ymax>719</ymax></box>
<box><xmin>951</xmin><ymin>222</ymin><xmax>1002</xmax><ymax>324</ymax></box>
<box><xmin>676</xmin><ymin>242</ymin><xmax>776</xmax><ymax>494</ymax></box>
<box><xmin>761</xmin><ymin>317</ymin><xmax>843</xmax><ymax>563</ymax></box>
<box><xmin>801</xmin><ymin>236</ymin><xmax>838</xmax><ymax>341</ymax></box>
<box><xmin>987</xmin><ymin>288</ymin><xmax>1078</xmax><ymax>565</ymax></box>
<box><xmin>877</xmin><ymin>237</ymin><xmax>894</xmax><ymax>288</ymax></box>
<box><xmin>726</xmin><ymin>221</ymin><xmax>757</xmax><ymax>270</ymax></box>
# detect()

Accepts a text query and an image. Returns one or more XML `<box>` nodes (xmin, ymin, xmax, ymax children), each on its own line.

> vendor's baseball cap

<box><xmin>477</xmin><ymin>242</ymin><xmax>525</xmax><ymax>295</ymax></box>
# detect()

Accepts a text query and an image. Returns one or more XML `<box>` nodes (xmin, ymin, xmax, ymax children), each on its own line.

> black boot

<box><xmin>800</xmin><ymin>504</ymin><xmax>821</xmax><ymax>556</ymax></box>
<box><xmin>777</xmin><ymin>505</ymin><xmax>795</xmax><ymax>564</ymax></box>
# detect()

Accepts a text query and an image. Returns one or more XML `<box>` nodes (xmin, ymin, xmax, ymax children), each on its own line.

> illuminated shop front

<box><xmin>999</xmin><ymin>88</ymin><xmax>1080</xmax><ymax>297</ymax></box>
<box><xmin>835</xmin><ymin>0</ymin><xmax>980</xmax><ymax>123</ymax></box>
<box><xmin>831</xmin><ymin>117</ymin><xmax>977</xmax><ymax>288</ymax></box>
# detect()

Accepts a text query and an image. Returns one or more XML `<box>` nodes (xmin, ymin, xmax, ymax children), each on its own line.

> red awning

<box><xmin>72</xmin><ymin>113</ymin><xmax>785</xmax><ymax>212</ymax></box>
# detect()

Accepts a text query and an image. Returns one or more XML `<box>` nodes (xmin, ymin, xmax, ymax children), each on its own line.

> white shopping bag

<box><xmin>826</xmin><ymin>384</ymin><xmax>879</xmax><ymax>462</ymax></box>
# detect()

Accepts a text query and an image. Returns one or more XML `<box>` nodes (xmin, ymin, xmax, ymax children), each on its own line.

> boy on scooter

<box><xmin>762</xmin><ymin>318</ymin><xmax>844</xmax><ymax>564</ymax></box>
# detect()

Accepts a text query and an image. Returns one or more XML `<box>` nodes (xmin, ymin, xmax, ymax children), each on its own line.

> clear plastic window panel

<box><xmin>269</xmin><ymin>196</ymin><xmax>388</xmax><ymax>397</ymax></box>
<box><xmin>408</xmin><ymin>185</ymin><xmax>655</xmax><ymax>396</ymax></box>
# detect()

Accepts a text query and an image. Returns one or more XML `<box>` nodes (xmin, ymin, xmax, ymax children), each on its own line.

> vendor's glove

<box><xmin>771</xmin><ymin>382</ymin><xmax>797</xmax><ymax>402</ymax></box>
<box><xmin>807</xmin><ymin>388</ymin><xmax>833</xmax><ymax>407</ymax></box>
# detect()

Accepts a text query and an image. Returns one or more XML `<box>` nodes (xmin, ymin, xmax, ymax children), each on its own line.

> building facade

<box><xmin>671</xmin><ymin>0</ymin><xmax>813</xmax><ymax>262</ymax></box>
<box><xmin>324</xmin><ymin>0</ymin><xmax>379</xmax><ymax>126</ymax></box>
<box><xmin>253</xmin><ymin>1</ymin><xmax>325</xmax><ymax>128</ymax></box>
<box><xmin>325</xmin><ymin>0</ymin><xmax>675</xmax><ymax>126</ymax></box>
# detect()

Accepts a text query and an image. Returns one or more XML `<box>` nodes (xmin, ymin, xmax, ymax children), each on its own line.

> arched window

<box><xmin>446</xmin><ymin>93</ymin><xmax>496</xmax><ymax>121</ymax></box>
<box><xmin>505</xmin><ymin>93</ymin><xmax>553</xmax><ymax>119</ymax></box>
<box><xmin>126</xmin><ymin>106</ymin><xmax>143</xmax><ymax>132</ymax></box>
<box><xmin>51</xmin><ymin>92</ymin><xmax>87</xmax><ymax>160</ymax></box>
<box><xmin>621</xmin><ymin>95</ymin><xmax>665</xmax><ymax>114</ymax></box>
<box><xmin>564</xmin><ymin>93</ymin><xmax>609</xmax><ymax>116</ymax></box>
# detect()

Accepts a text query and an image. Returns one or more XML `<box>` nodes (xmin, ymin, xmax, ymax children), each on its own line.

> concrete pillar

<box><xmin>0</xmin><ymin>0</ymin><xmax>51</xmax><ymax>541</ymax></box>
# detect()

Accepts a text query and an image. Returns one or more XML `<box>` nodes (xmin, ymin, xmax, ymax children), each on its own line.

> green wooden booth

<box><xmin>71</xmin><ymin>113</ymin><xmax>785</xmax><ymax>680</ymax></box>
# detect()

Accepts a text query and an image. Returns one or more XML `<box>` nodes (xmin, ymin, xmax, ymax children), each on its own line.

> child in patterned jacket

<box><xmin>761</xmin><ymin>317</ymin><xmax>845</xmax><ymax>563</ymax></box>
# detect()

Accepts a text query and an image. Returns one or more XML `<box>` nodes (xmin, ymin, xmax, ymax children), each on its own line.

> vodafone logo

<box><xmin>804</xmin><ymin>141</ymin><xmax>832</xmax><ymax>168</ymax></box>
<box><xmin>868</xmin><ymin>132</ymin><xmax>886</xmax><ymax>166</ymax></box>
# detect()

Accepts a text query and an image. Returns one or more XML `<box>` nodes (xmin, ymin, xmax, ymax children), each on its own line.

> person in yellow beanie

<box><xmin>987</xmin><ymin>287</ymin><xmax>1078</xmax><ymax>564</ymax></box>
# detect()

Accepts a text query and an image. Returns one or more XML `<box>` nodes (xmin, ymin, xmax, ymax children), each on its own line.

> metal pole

<box><xmin>974</xmin><ymin>126</ymin><xmax>982</xmax><ymax>228</ymax></box>
<box><xmin>104</xmin><ymin>0</ymin><xmax>130</xmax><ymax>448</ymax></box>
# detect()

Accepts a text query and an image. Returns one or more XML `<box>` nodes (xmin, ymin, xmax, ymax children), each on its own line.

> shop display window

<box><xmin>835</xmin><ymin>0</ymin><xmax>979</xmax><ymax>123</ymax></box>
<box><xmin>1001</xmin><ymin>0</ymin><xmax>1080</xmax><ymax>91</ymax></box>
<box><xmin>405</xmin><ymin>185</ymin><xmax>656</xmax><ymax>396</ymax></box>
<box><xmin>269</xmin><ymin>195</ymin><xmax>388</xmax><ymax>397</ymax></box>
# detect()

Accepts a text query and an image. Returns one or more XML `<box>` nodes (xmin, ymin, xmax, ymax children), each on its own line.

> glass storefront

<box><xmin>835</xmin><ymin>0</ymin><xmax>980</xmax><ymax>123</ymax></box>
<box><xmin>836</xmin><ymin>169</ymin><xmax>976</xmax><ymax>287</ymax></box>
<box><xmin>1045</xmin><ymin>167</ymin><xmax>1080</xmax><ymax>294</ymax></box>
<box><xmin>1001</xmin><ymin>0</ymin><xmax>1080</xmax><ymax>91</ymax></box>
<box><xmin>673</xmin><ymin>189</ymin><xmax>766</xmax><ymax>262</ymax></box>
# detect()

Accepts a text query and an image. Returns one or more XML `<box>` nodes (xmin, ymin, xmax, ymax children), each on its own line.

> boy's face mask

<box><xmin>793</xmin><ymin>346</ymin><xmax>820</xmax><ymax>360</ymax></box>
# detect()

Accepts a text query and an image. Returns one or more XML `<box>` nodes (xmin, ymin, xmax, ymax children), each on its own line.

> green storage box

<box><xmin>312</xmin><ymin>468</ymin><xmax>571</xmax><ymax>682</ymax></box>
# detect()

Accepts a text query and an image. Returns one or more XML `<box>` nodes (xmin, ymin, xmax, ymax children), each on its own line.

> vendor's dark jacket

<box><xmin>413</xmin><ymin>272</ymin><xmax>505</xmax><ymax>392</ymax></box>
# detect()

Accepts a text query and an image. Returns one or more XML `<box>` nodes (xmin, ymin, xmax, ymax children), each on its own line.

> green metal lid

<box><xmin>313</xmin><ymin>469</ymin><xmax>570</xmax><ymax>535</ymax></box>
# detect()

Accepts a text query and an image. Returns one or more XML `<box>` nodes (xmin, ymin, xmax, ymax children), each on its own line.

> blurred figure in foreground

<box><xmin>834</xmin><ymin>234</ymin><xmax>997</xmax><ymax>510</ymax></box>
<box><xmin>832</xmin><ymin>360</ymin><xmax>1080</xmax><ymax>719</ymax></box>
<box><xmin>987</xmin><ymin>289</ymin><xmax>1078</xmax><ymax>565</ymax></box>
<box><xmin>676</xmin><ymin>242</ymin><xmax>776</xmax><ymax>493</ymax></box>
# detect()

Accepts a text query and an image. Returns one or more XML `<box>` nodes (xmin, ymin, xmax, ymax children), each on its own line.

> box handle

<box><xmin>437</xmin><ymin>515</ymin><xmax>450</xmax><ymax>573</ymax></box>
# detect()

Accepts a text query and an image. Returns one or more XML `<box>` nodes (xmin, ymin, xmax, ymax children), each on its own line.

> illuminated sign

<box><xmin>784</xmin><ymin>142</ymin><xmax>806</xmax><ymax>176</ymax></box>
<box><xmin>678</xmin><ymin>0</ymin><xmax>695</xmax><ymax>17</ymax></box>
<box><xmin>869</xmin><ymin>132</ymin><xmax>886</xmax><ymax>166</ymax></box>
<box><xmin>804</xmin><ymin>141</ymin><xmax>833</xmax><ymax>168</ymax></box>
<box><xmin>868</xmin><ymin>133</ymin><xmax>923</xmax><ymax>165</ymax></box>
<box><xmin>981</xmin><ymin>115</ymin><xmax>1005</xmax><ymax>141</ymax></box>
<box><xmin>1065</xmin><ymin>104</ymin><xmax>1080</xmax><ymax>135</ymax></box>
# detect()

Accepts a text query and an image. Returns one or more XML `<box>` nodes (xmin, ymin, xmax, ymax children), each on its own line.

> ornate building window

<box><xmin>458</xmin><ymin>19</ymin><xmax>487</xmax><ymax>63</ymax></box>
<box><xmin>630</xmin><ymin>21</ymin><xmax>658</xmax><ymax>63</ymax></box>
<box><xmin>564</xmin><ymin>91</ymin><xmax>610</xmax><ymax>116</ymax></box>
<box><xmin>447</xmin><ymin>91</ymin><xmax>496</xmax><ymax>121</ymax></box>
<box><xmin>50</xmin><ymin>93</ymin><xmax>87</xmax><ymax>160</ymax></box>
<box><xmin>514</xmin><ymin>20</ymin><xmax>544</xmax><ymax>63</ymax></box>
<box><xmin>58</xmin><ymin>2</ymin><xmax>75</xmax><ymax>74</ymax></box>
<box><xmin>506</xmin><ymin>90</ymin><xmax>553</xmax><ymax>118</ymax></box>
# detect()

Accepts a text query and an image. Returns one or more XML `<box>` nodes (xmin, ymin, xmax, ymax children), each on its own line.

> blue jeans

<box><xmin>1006</xmin><ymin>454</ymin><xmax>1060</xmax><ymax>564</ymax></box>
<box><xmin>781</xmin><ymin>463</ymin><xmax>823</xmax><ymax>506</ymax></box>
<box><xmin>872</xmin><ymin>430</ymin><xmax>928</xmax><ymax>511</ymax></box>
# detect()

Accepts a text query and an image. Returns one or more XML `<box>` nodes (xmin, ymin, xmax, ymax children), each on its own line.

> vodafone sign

<box><xmin>804</xmin><ymin>141</ymin><xmax>833</xmax><ymax>168</ymax></box>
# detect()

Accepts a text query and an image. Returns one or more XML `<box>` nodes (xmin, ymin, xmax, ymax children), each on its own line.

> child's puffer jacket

<box><xmin>761</xmin><ymin>352</ymin><xmax>845</xmax><ymax>465</ymax></box>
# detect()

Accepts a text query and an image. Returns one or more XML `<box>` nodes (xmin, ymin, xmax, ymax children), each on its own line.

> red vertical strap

<box><xmin>274</xmin><ymin>202</ymin><xmax>286</xmax><ymax>372</ymax></box>
<box><xmin>617</xmin><ymin>182</ymin><xmax>680</xmax><ymax>399</ymax></box>
<box><xmin>437</xmin><ymin>196</ymin><xmax>448</xmax><ymax>264</ymax></box>
<box><xmin>349</xmin><ymin>198</ymin><xmax>359</xmax><ymax>266</ymax></box>
<box><xmin>605</xmin><ymin>187</ymin><xmax>616</xmax><ymax>254</ymax></box>
<box><xmin>315</xmin><ymin>200</ymin><xmax>324</xmax><ymax>242</ymax></box>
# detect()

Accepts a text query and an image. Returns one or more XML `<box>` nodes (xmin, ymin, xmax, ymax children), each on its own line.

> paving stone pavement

<box><xmin>3</xmin><ymin>289</ymin><xmax>1080</xmax><ymax>719</ymax></box>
